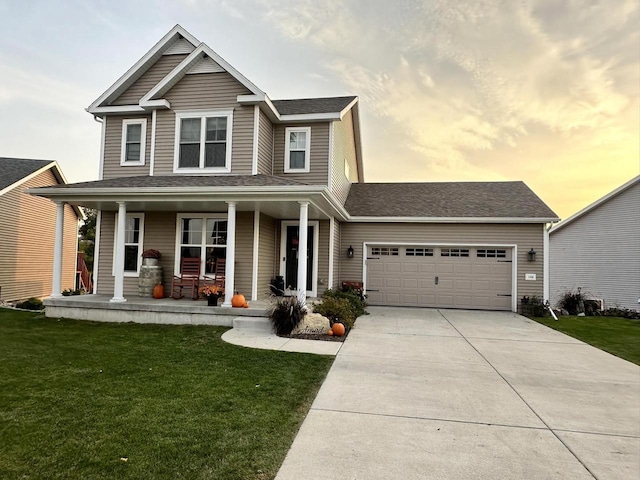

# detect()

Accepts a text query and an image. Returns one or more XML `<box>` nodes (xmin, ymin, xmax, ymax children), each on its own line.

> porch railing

<box><xmin>77</xmin><ymin>252</ymin><xmax>93</xmax><ymax>293</ymax></box>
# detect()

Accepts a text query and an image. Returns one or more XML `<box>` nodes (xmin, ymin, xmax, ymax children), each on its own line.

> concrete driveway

<box><xmin>276</xmin><ymin>307</ymin><xmax>640</xmax><ymax>480</ymax></box>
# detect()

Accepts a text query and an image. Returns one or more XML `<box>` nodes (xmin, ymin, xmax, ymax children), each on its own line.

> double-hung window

<box><xmin>176</xmin><ymin>215</ymin><xmax>227</xmax><ymax>275</ymax></box>
<box><xmin>284</xmin><ymin>126</ymin><xmax>311</xmax><ymax>173</ymax></box>
<box><xmin>120</xmin><ymin>119</ymin><xmax>147</xmax><ymax>165</ymax></box>
<box><xmin>174</xmin><ymin>110</ymin><xmax>233</xmax><ymax>173</ymax></box>
<box><xmin>113</xmin><ymin>213</ymin><xmax>145</xmax><ymax>276</ymax></box>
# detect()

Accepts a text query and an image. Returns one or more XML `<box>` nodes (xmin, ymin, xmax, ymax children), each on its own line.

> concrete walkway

<box><xmin>276</xmin><ymin>307</ymin><xmax>640</xmax><ymax>480</ymax></box>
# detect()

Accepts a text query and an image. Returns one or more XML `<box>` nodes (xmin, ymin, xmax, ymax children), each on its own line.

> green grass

<box><xmin>532</xmin><ymin>315</ymin><xmax>640</xmax><ymax>365</ymax></box>
<box><xmin>0</xmin><ymin>309</ymin><xmax>334</xmax><ymax>480</ymax></box>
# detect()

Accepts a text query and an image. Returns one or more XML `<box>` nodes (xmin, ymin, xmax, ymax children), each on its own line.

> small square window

<box><xmin>284</xmin><ymin>127</ymin><xmax>311</xmax><ymax>173</ymax></box>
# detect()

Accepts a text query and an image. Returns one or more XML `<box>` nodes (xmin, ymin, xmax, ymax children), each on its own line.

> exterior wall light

<box><xmin>347</xmin><ymin>245</ymin><xmax>354</xmax><ymax>258</ymax></box>
<box><xmin>527</xmin><ymin>248</ymin><xmax>536</xmax><ymax>262</ymax></box>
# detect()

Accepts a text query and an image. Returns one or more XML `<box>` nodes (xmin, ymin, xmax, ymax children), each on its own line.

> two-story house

<box><xmin>32</xmin><ymin>25</ymin><xmax>558</xmax><ymax>315</ymax></box>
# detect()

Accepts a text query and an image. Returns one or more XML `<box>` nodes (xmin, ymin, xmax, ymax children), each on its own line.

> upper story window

<box><xmin>174</xmin><ymin>110</ymin><xmax>233</xmax><ymax>173</ymax></box>
<box><xmin>284</xmin><ymin>127</ymin><xmax>311</xmax><ymax>173</ymax></box>
<box><xmin>120</xmin><ymin>119</ymin><xmax>147</xmax><ymax>166</ymax></box>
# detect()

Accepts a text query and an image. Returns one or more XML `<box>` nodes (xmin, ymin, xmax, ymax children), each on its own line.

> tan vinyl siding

<box><xmin>257</xmin><ymin>108</ymin><xmax>273</xmax><ymax>175</ymax></box>
<box><xmin>331</xmin><ymin>110</ymin><xmax>358</xmax><ymax>204</ymax></box>
<box><xmin>0</xmin><ymin>169</ymin><xmax>78</xmax><ymax>301</ymax></box>
<box><xmin>257</xmin><ymin>213</ymin><xmax>276</xmax><ymax>299</ymax></box>
<box><xmin>102</xmin><ymin>115</ymin><xmax>152</xmax><ymax>179</ymax></box>
<box><xmin>273</xmin><ymin>123</ymin><xmax>330</xmax><ymax>185</ymax></box>
<box><xmin>550</xmin><ymin>182</ymin><xmax>640</xmax><ymax>310</ymax></box>
<box><xmin>152</xmin><ymin>72</ymin><xmax>254</xmax><ymax>176</ymax></box>
<box><xmin>317</xmin><ymin>220</ymin><xmax>330</xmax><ymax>296</ymax></box>
<box><xmin>96</xmin><ymin>210</ymin><xmax>255</xmax><ymax>298</ymax></box>
<box><xmin>333</xmin><ymin>221</ymin><xmax>341</xmax><ymax>289</ymax></box>
<box><xmin>234</xmin><ymin>212</ymin><xmax>254</xmax><ymax>297</ymax></box>
<box><xmin>111</xmin><ymin>54</ymin><xmax>188</xmax><ymax>106</ymax></box>
<box><xmin>339</xmin><ymin>223</ymin><xmax>545</xmax><ymax>302</ymax></box>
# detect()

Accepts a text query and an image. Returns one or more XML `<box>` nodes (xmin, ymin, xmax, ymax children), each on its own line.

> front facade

<box><xmin>550</xmin><ymin>176</ymin><xmax>640</xmax><ymax>311</ymax></box>
<box><xmin>0</xmin><ymin>158</ymin><xmax>79</xmax><ymax>302</ymax></box>
<box><xmin>32</xmin><ymin>26</ymin><xmax>558</xmax><ymax>313</ymax></box>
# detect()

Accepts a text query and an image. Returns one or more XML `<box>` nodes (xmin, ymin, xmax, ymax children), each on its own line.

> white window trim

<box><xmin>284</xmin><ymin>126</ymin><xmax>311</xmax><ymax>173</ymax></box>
<box><xmin>173</xmin><ymin>110</ymin><xmax>233</xmax><ymax>174</ymax></box>
<box><xmin>174</xmin><ymin>213</ymin><xmax>229</xmax><ymax>277</ymax></box>
<box><xmin>120</xmin><ymin>119</ymin><xmax>147</xmax><ymax>166</ymax></box>
<box><xmin>112</xmin><ymin>212</ymin><xmax>145</xmax><ymax>277</ymax></box>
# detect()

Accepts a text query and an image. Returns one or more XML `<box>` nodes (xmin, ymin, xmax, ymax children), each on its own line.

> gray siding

<box><xmin>273</xmin><ymin>123</ymin><xmax>330</xmax><ymax>185</ymax></box>
<box><xmin>339</xmin><ymin>223</ymin><xmax>545</xmax><ymax>302</ymax></box>
<box><xmin>0</xmin><ymin>169</ymin><xmax>77</xmax><ymax>301</ymax></box>
<box><xmin>550</xmin><ymin>182</ymin><xmax>640</xmax><ymax>310</ymax></box>
<box><xmin>103</xmin><ymin>115</ymin><xmax>152</xmax><ymax>179</ymax></box>
<box><xmin>333</xmin><ymin>220</ymin><xmax>341</xmax><ymax>289</ymax></box>
<box><xmin>152</xmin><ymin>72</ymin><xmax>254</xmax><ymax>176</ymax></box>
<box><xmin>257</xmin><ymin>108</ymin><xmax>274</xmax><ymax>175</ymax></box>
<box><xmin>331</xmin><ymin>110</ymin><xmax>358</xmax><ymax>204</ymax></box>
<box><xmin>317</xmin><ymin>220</ymin><xmax>330</xmax><ymax>296</ymax></box>
<box><xmin>111</xmin><ymin>54</ymin><xmax>188</xmax><ymax>106</ymax></box>
<box><xmin>234</xmin><ymin>212</ymin><xmax>254</xmax><ymax>297</ymax></box>
<box><xmin>257</xmin><ymin>213</ymin><xmax>277</xmax><ymax>299</ymax></box>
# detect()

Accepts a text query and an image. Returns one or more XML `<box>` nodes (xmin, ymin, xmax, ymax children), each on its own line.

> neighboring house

<box><xmin>0</xmin><ymin>158</ymin><xmax>80</xmax><ymax>302</ymax></box>
<box><xmin>550</xmin><ymin>176</ymin><xmax>640</xmax><ymax>311</ymax></box>
<box><xmin>31</xmin><ymin>25</ymin><xmax>558</xmax><ymax>312</ymax></box>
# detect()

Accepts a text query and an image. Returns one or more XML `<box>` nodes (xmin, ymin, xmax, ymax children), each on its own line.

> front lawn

<box><xmin>532</xmin><ymin>315</ymin><xmax>640</xmax><ymax>365</ymax></box>
<box><xmin>0</xmin><ymin>310</ymin><xmax>334</xmax><ymax>479</ymax></box>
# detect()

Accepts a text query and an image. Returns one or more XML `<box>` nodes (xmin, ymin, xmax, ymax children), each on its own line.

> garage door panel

<box><xmin>437</xmin><ymin>263</ymin><xmax>454</xmax><ymax>274</ymax></box>
<box><xmin>386</xmin><ymin>277</ymin><xmax>401</xmax><ymax>288</ymax></box>
<box><xmin>403</xmin><ymin>278</ymin><xmax>418</xmax><ymax>289</ymax></box>
<box><xmin>454</xmin><ymin>264</ymin><xmax>472</xmax><ymax>274</ymax></box>
<box><xmin>418</xmin><ymin>264</ymin><xmax>436</xmax><ymax>274</ymax></box>
<box><xmin>403</xmin><ymin>263</ymin><xmax>418</xmax><ymax>273</ymax></box>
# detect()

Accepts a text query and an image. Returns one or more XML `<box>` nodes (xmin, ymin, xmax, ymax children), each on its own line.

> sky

<box><xmin>0</xmin><ymin>0</ymin><xmax>638</xmax><ymax>220</ymax></box>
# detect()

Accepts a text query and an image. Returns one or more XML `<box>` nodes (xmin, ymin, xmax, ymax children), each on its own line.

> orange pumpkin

<box><xmin>332</xmin><ymin>323</ymin><xmax>345</xmax><ymax>336</ymax></box>
<box><xmin>327</xmin><ymin>329</ymin><xmax>334</xmax><ymax>336</ymax></box>
<box><xmin>232</xmin><ymin>293</ymin><xmax>246</xmax><ymax>308</ymax></box>
<box><xmin>153</xmin><ymin>284</ymin><xmax>164</xmax><ymax>299</ymax></box>
<box><xmin>243</xmin><ymin>303</ymin><xmax>249</xmax><ymax>308</ymax></box>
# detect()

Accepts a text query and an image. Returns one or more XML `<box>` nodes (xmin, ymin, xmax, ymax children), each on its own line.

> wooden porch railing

<box><xmin>77</xmin><ymin>252</ymin><xmax>93</xmax><ymax>293</ymax></box>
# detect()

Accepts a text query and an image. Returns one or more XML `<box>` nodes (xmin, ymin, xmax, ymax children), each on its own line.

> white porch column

<box><xmin>222</xmin><ymin>201</ymin><xmax>237</xmax><ymax>307</ymax></box>
<box><xmin>297</xmin><ymin>202</ymin><xmax>309</xmax><ymax>306</ymax></box>
<box><xmin>111</xmin><ymin>201</ymin><xmax>127</xmax><ymax>303</ymax></box>
<box><xmin>51</xmin><ymin>201</ymin><xmax>65</xmax><ymax>298</ymax></box>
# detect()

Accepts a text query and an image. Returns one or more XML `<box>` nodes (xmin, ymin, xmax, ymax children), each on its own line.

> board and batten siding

<box><xmin>152</xmin><ymin>72</ymin><xmax>254</xmax><ymax>176</ymax></box>
<box><xmin>257</xmin><ymin>213</ymin><xmax>277</xmax><ymax>299</ymax></box>
<box><xmin>257</xmin><ymin>108</ymin><xmax>274</xmax><ymax>175</ymax></box>
<box><xmin>339</xmin><ymin>223</ymin><xmax>545</xmax><ymax>302</ymax></box>
<box><xmin>102</xmin><ymin>115</ymin><xmax>153</xmax><ymax>179</ymax></box>
<box><xmin>0</xmin><ymin>169</ymin><xmax>77</xmax><ymax>301</ymax></box>
<box><xmin>96</xmin><ymin>210</ymin><xmax>254</xmax><ymax>298</ymax></box>
<box><xmin>273</xmin><ymin>123</ymin><xmax>330</xmax><ymax>185</ymax></box>
<box><xmin>550</xmin><ymin>182</ymin><xmax>640</xmax><ymax>310</ymax></box>
<box><xmin>331</xmin><ymin>110</ymin><xmax>358</xmax><ymax>204</ymax></box>
<box><xmin>111</xmin><ymin>54</ymin><xmax>189</xmax><ymax>106</ymax></box>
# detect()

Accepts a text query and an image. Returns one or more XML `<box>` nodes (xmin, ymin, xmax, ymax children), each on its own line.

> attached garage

<box><xmin>365</xmin><ymin>245</ymin><xmax>513</xmax><ymax>311</ymax></box>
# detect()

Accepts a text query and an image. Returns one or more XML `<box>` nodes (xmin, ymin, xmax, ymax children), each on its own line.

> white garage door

<box><xmin>366</xmin><ymin>246</ymin><xmax>513</xmax><ymax>311</ymax></box>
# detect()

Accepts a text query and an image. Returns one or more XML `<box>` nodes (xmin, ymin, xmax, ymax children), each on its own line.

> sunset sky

<box><xmin>0</xmin><ymin>0</ymin><xmax>638</xmax><ymax>219</ymax></box>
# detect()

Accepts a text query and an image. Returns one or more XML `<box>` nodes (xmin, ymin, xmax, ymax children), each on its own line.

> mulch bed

<box><xmin>280</xmin><ymin>332</ymin><xmax>347</xmax><ymax>342</ymax></box>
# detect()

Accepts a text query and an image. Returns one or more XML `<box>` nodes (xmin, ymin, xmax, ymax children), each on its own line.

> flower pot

<box><xmin>207</xmin><ymin>295</ymin><xmax>219</xmax><ymax>307</ymax></box>
<box><xmin>143</xmin><ymin>257</ymin><xmax>159</xmax><ymax>267</ymax></box>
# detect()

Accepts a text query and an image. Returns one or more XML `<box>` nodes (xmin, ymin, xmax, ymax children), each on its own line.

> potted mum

<box><xmin>141</xmin><ymin>249</ymin><xmax>161</xmax><ymax>266</ymax></box>
<box><xmin>200</xmin><ymin>285</ymin><xmax>224</xmax><ymax>306</ymax></box>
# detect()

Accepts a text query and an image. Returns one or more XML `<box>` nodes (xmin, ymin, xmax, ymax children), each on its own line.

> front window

<box><xmin>113</xmin><ymin>213</ymin><xmax>144</xmax><ymax>276</ymax></box>
<box><xmin>177</xmin><ymin>216</ymin><xmax>227</xmax><ymax>275</ymax></box>
<box><xmin>120</xmin><ymin>119</ymin><xmax>147</xmax><ymax>165</ymax></box>
<box><xmin>174</xmin><ymin>110</ymin><xmax>233</xmax><ymax>172</ymax></box>
<box><xmin>284</xmin><ymin>127</ymin><xmax>311</xmax><ymax>173</ymax></box>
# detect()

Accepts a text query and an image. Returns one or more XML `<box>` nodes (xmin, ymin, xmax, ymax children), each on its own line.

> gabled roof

<box><xmin>272</xmin><ymin>96</ymin><xmax>358</xmax><ymax>115</ymax></box>
<box><xmin>0</xmin><ymin>157</ymin><xmax>54</xmax><ymax>192</ymax></box>
<box><xmin>344</xmin><ymin>181</ymin><xmax>559</xmax><ymax>221</ymax></box>
<box><xmin>550</xmin><ymin>175</ymin><xmax>640</xmax><ymax>234</ymax></box>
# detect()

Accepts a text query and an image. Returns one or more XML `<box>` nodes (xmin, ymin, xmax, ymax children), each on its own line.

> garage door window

<box><xmin>371</xmin><ymin>247</ymin><xmax>399</xmax><ymax>256</ymax></box>
<box><xmin>477</xmin><ymin>249</ymin><xmax>506</xmax><ymax>258</ymax></box>
<box><xmin>406</xmin><ymin>248</ymin><xmax>434</xmax><ymax>256</ymax></box>
<box><xmin>441</xmin><ymin>248</ymin><xmax>469</xmax><ymax>257</ymax></box>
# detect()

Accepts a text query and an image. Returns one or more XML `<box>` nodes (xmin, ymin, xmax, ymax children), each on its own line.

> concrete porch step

<box><xmin>232</xmin><ymin>316</ymin><xmax>273</xmax><ymax>332</ymax></box>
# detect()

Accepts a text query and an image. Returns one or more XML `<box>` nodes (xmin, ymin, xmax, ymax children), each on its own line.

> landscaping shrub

<box><xmin>604</xmin><ymin>308</ymin><xmax>640</xmax><ymax>320</ymax></box>
<box><xmin>15</xmin><ymin>297</ymin><xmax>44</xmax><ymax>311</ymax></box>
<box><xmin>313</xmin><ymin>297</ymin><xmax>356</xmax><ymax>329</ymax></box>
<box><xmin>520</xmin><ymin>295</ymin><xmax>547</xmax><ymax>317</ymax></box>
<box><xmin>269</xmin><ymin>296</ymin><xmax>306</xmax><ymax>335</ymax></box>
<box><xmin>62</xmin><ymin>288</ymin><xmax>84</xmax><ymax>296</ymax></box>
<box><xmin>323</xmin><ymin>288</ymin><xmax>367</xmax><ymax>318</ymax></box>
<box><xmin>557</xmin><ymin>289</ymin><xmax>585</xmax><ymax>315</ymax></box>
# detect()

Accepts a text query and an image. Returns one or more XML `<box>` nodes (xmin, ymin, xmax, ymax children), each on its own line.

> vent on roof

<box><xmin>164</xmin><ymin>37</ymin><xmax>196</xmax><ymax>55</ymax></box>
<box><xmin>186</xmin><ymin>56</ymin><xmax>225</xmax><ymax>74</ymax></box>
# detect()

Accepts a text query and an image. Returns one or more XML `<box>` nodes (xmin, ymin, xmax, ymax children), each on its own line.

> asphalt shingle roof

<box><xmin>45</xmin><ymin>174</ymin><xmax>310</xmax><ymax>189</ymax></box>
<box><xmin>344</xmin><ymin>181</ymin><xmax>559</xmax><ymax>219</ymax></box>
<box><xmin>0</xmin><ymin>157</ymin><xmax>54</xmax><ymax>191</ymax></box>
<box><xmin>272</xmin><ymin>96</ymin><xmax>357</xmax><ymax>115</ymax></box>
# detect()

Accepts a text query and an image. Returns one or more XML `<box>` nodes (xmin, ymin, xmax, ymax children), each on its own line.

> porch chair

<box><xmin>171</xmin><ymin>257</ymin><xmax>201</xmax><ymax>300</ymax></box>
<box><xmin>203</xmin><ymin>258</ymin><xmax>226</xmax><ymax>290</ymax></box>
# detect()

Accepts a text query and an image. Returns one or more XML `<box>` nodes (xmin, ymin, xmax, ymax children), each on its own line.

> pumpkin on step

<box><xmin>153</xmin><ymin>284</ymin><xmax>164</xmax><ymax>299</ymax></box>
<box><xmin>232</xmin><ymin>293</ymin><xmax>246</xmax><ymax>308</ymax></box>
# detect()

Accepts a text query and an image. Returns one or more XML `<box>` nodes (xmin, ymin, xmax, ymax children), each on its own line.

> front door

<box><xmin>280</xmin><ymin>222</ymin><xmax>317</xmax><ymax>296</ymax></box>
